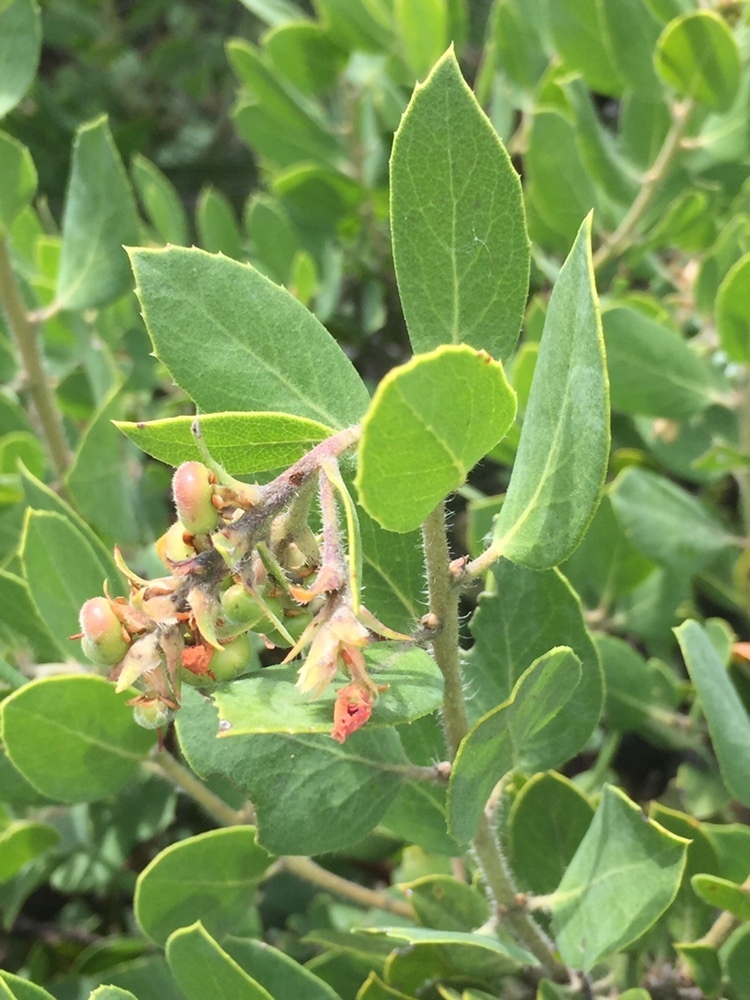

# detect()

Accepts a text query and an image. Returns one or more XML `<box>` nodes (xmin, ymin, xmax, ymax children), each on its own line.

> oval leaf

<box><xmin>135</xmin><ymin>828</ymin><xmax>272</xmax><ymax>946</ymax></box>
<box><xmin>0</xmin><ymin>675</ymin><xmax>154</xmax><ymax>802</ymax></box>
<box><xmin>492</xmin><ymin>214</ymin><xmax>609</xmax><ymax>569</ymax></box>
<box><xmin>716</xmin><ymin>253</ymin><xmax>750</xmax><ymax>363</ymax></box>
<box><xmin>0</xmin><ymin>821</ymin><xmax>60</xmax><ymax>882</ymax></box>
<box><xmin>166</xmin><ymin>923</ymin><xmax>272</xmax><ymax>1000</ymax></box>
<box><xmin>549</xmin><ymin>784</ymin><xmax>689</xmax><ymax>970</ymax></box>
<box><xmin>0</xmin><ymin>132</ymin><xmax>37</xmax><ymax>233</ymax></box>
<box><xmin>675</xmin><ymin>619</ymin><xmax>750</xmax><ymax>806</ymax></box>
<box><xmin>691</xmin><ymin>874</ymin><xmax>750</xmax><ymax>921</ymax></box>
<box><xmin>655</xmin><ymin>11</ymin><xmax>741</xmax><ymax>112</ymax></box>
<box><xmin>356</xmin><ymin>345</ymin><xmax>516</xmax><ymax>532</ymax></box>
<box><xmin>116</xmin><ymin>411</ymin><xmax>333</xmax><ymax>474</ymax></box>
<box><xmin>129</xmin><ymin>246</ymin><xmax>369</xmax><ymax>428</ymax></box>
<box><xmin>0</xmin><ymin>0</ymin><xmax>41</xmax><ymax>119</ymax></box>
<box><xmin>390</xmin><ymin>48</ymin><xmax>529</xmax><ymax>360</ymax></box>
<box><xmin>214</xmin><ymin>643</ymin><xmax>443</xmax><ymax>736</ymax></box>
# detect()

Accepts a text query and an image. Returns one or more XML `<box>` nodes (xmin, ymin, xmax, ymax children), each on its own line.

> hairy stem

<box><xmin>0</xmin><ymin>237</ymin><xmax>71</xmax><ymax>482</ymax></box>
<box><xmin>421</xmin><ymin>502</ymin><xmax>568</xmax><ymax>980</ymax></box>
<box><xmin>592</xmin><ymin>99</ymin><xmax>694</xmax><ymax>271</ymax></box>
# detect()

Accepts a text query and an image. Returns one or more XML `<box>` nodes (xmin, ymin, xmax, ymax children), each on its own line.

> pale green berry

<box><xmin>133</xmin><ymin>700</ymin><xmax>174</xmax><ymax>729</ymax></box>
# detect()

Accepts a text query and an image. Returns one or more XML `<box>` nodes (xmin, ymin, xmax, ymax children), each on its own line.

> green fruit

<box><xmin>155</xmin><ymin>520</ymin><xmax>195</xmax><ymax>566</ymax></box>
<box><xmin>220</xmin><ymin>584</ymin><xmax>265</xmax><ymax>632</ymax></box>
<box><xmin>79</xmin><ymin>597</ymin><xmax>129</xmax><ymax>665</ymax></box>
<box><xmin>133</xmin><ymin>700</ymin><xmax>174</xmax><ymax>729</ymax></box>
<box><xmin>172</xmin><ymin>461</ymin><xmax>219</xmax><ymax>535</ymax></box>
<box><xmin>210</xmin><ymin>632</ymin><xmax>256</xmax><ymax>681</ymax></box>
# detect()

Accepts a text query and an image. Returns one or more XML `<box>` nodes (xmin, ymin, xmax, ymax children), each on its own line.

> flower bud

<box><xmin>79</xmin><ymin>597</ymin><xmax>128</xmax><ymax>665</ymax></box>
<box><xmin>172</xmin><ymin>462</ymin><xmax>219</xmax><ymax>535</ymax></box>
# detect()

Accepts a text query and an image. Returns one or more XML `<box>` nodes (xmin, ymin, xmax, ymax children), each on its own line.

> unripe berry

<box><xmin>210</xmin><ymin>632</ymin><xmax>256</xmax><ymax>681</ymax></box>
<box><xmin>220</xmin><ymin>584</ymin><xmax>265</xmax><ymax>631</ymax></box>
<box><xmin>79</xmin><ymin>597</ymin><xmax>128</xmax><ymax>665</ymax></box>
<box><xmin>133</xmin><ymin>700</ymin><xmax>174</xmax><ymax>730</ymax></box>
<box><xmin>155</xmin><ymin>521</ymin><xmax>196</xmax><ymax>567</ymax></box>
<box><xmin>172</xmin><ymin>462</ymin><xmax>219</xmax><ymax>536</ymax></box>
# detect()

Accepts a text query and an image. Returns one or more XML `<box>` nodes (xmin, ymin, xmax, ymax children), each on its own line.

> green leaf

<box><xmin>492</xmin><ymin>214</ymin><xmax>609</xmax><ymax>569</ymax></box>
<box><xmin>245</xmin><ymin>195</ymin><xmax>299</xmax><ymax>284</ymax></box>
<box><xmin>448</xmin><ymin>648</ymin><xmax>588</xmax><ymax>842</ymax></box>
<box><xmin>20</xmin><ymin>510</ymin><xmax>120</xmax><ymax>650</ymax></box>
<box><xmin>390</xmin><ymin>49</ymin><xmax>529</xmax><ymax>361</ymax></box>
<box><xmin>222</xmin><ymin>936</ymin><xmax>343</xmax><ymax>1000</ymax></box>
<box><xmin>655</xmin><ymin>11</ymin><xmax>741</xmax><ymax>112</ymax></box>
<box><xmin>131</xmin><ymin>154</ymin><xmax>188</xmax><ymax>246</ymax></box>
<box><xmin>674</xmin><ymin>943</ymin><xmax>722</xmax><ymax>999</ymax></box>
<box><xmin>596</xmin><ymin>633</ymin><xmax>681</xmax><ymax>738</ymax></box>
<box><xmin>135</xmin><ymin>828</ymin><xmax>272</xmax><ymax>946</ymax></box>
<box><xmin>716</xmin><ymin>253</ymin><xmax>750</xmax><ymax>363</ymax></box>
<box><xmin>359</xmin><ymin>510</ymin><xmax>425</xmax><ymax>635</ymax></box>
<box><xmin>675</xmin><ymin>620</ymin><xmax>750</xmax><ymax>806</ymax></box>
<box><xmin>129</xmin><ymin>246</ymin><xmax>369</xmax><ymax>428</ymax></box>
<box><xmin>0</xmin><ymin>974</ymin><xmax>55</xmax><ymax>1000</ymax></box>
<box><xmin>548</xmin><ymin>784</ymin><xmax>689</xmax><ymax>970</ymax></box>
<box><xmin>0</xmin><ymin>821</ymin><xmax>60</xmax><ymax>882</ymax></box>
<box><xmin>356</xmin><ymin>345</ymin><xmax>516</xmax><ymax>532</ymax></box>
<box><xmin>0</xmin><ymin>132</ymin><xmax>36</xmax><ymax>234</ymax></box>
<box><xmin>166</xmin><ymin>923</ymin><xmax>272</xmax><ymax>1000</ymax></box>
<box><xmin>725</xmin><ymin>924</ymin><xmax>750</xmax><ymax>1000</ymax></box>
<box><xmin>0</xmin><ymin>0</ymin><xmax>41</xmax><ymax>118</ymax></box>
<box><xmin>508</xmin><ymin>772</ymin><xmax>594</xmax><ymax>895</ymax></box>
<box><xmin>546</xmin><ymin>0</ymin><xmax>622</xmax><ymax>95</ymax></box>
<box><xmin>399</xmin><ymin>874</ymin><xmax>489</xmax><ymax>932</ymax></box>
<box><xmin>0</xmin><ymin>675</ymin><xmax>155</xmax><ymax>802</ymax></box>
<box><xmin>196</xmin><ymin>185</ymin><xmax>243</xmax><ymax>260</ymax></box>
<box><xmin>597</xmin><ymin>0</ymin><xmax>663</xmax><ymax>99</ymax></box>
<box><xmin>176</xmin><ymin>687</ymin><xmax>407</xmax><ymax>855</ymax></box>
<box><xmin>213</xmin><ymin>643</ymin><xmax>442</xmax><ymax>736</ymax></box>
<box><xmin>55</xmin><ymin>116</ymin><xmax>139</xmax><ymax>311</ymax></box>
<box><xmin>355</xmin><ymin>974</ymin><xmax>412</xmax><ymax>1000</ymax></box>
<box><xmin>367</xmin><ymin>927</ymin><xmax>535</xmax><ymax>979</ymax></box>
<box><xmin>88</xmin><ymin>989</ymin><xmax>139</xmax><ymax>1000</ymax></box>
<box><xmin>394</xmin><ymin>0</ymin><xmax>448</xmax><ymax>79</ymax></box>
<box><xmin>610</xmin><ymin>467</ymin><xmax>735</xmax><ymax>572</ymax></box>
<box><xmin>465</xmin><ymin>561</ymin><xmax>603</xmax><ymax>724</ymax></box>
<box><xmin>603</xmin><ymin>307</ymin><xmax>712</xmax><ymax>418</ymax></box>
<box><xmin>691</xmin><ymin>874</ymin><xmax>750</xmax><ymax>920</ymax></box>
<box><xmin>0</xmin><ymin>568</ymin><xmax>64</xmax><ymax>662</ymax></box>
<box><xmin>116</xmin><ymin>411</ymin><xmax>332</xmax><ymax>475</ymax></box>
<box><xmin>493</xmin><ymin>0</ymin><xmax>549</xmax><ymax>93</ymax></box>
<box><xmin>264</xmin><ymin>22</ymin><xmax>346</xmax><ymax>95</ymax></box>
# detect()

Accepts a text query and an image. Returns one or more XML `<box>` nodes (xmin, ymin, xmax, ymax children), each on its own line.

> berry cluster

<box><xmin>76</xmin><ymin>428</ymin><xmax>407</xmax><ymax>742</ymax></box>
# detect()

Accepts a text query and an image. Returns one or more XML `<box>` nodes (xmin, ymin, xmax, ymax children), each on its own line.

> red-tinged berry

<box><xmin>172</xmin><ymin>461</ymin><xmax>219</xmax><ymax>535</ymax></box>
<box><xmin>79</xmin><ymin>597</ymin><xmax>129</xmax><ymax>665</ymax></box>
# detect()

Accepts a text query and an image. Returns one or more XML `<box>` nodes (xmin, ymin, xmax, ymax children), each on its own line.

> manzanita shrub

<box><xmin>3</xmin><ymin>1</ymin><xmax>750</xmax><ymax>999</ymax></box>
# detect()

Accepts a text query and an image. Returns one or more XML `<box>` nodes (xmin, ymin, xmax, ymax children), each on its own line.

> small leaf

<box><xmin>356</xmin><ymin>345</ymin><xmax>516</xmax><ymax>532</ymax></box>
<box><xmin>359</xmin><ymin>510</ymin><xmax>425</xmax><ymax>635</ymax></box>
<box><xmin>0</xmin><ymin>0</ymin><xmax>41</xmax><ymax>118</ymax></box>
<box><xmin>213</xmin><ymin>644</ymin><xmax>443</xmax><ymax>736</ymax></box>
<box><xmin>716</xmin><ymin>253</ymin><xmax>750</xmax><ymax>363</ymax></box>
<box><xmin>675</xmin><ymin>619</ymin><xmax>750</xmax><ymax>806</ymax></box>
<box><xmin>116</xmin><ymin>411</ymin><xmax>333</xmax><ymax>474</ymax></box>
<box><xmin>176</xmin><ymin>687</ymin><xmax>407</xmax><ymax>855</ymax></box>
<box><xmin>0</xmin><ymin>132</ymin><xmax>36</xmax><ymax>233</ymax></box>
<box><xmin>655</xmin><ymin>11</ymin><xmax>741</xmax><ymax>112</ymax></box>
<box><xmin>394</xmin><ymin>0</ymin><xmax>448</xmax><ymax>78</ymax></box>
<box><xmin>88</xmin><ymin>989</ymin><xmax>139</xmax><ymax>1000</ymax></box>
<box><xmin>399</xmin><ymin>874</ymin><xmax>489</xmax><ymax>932</ymax></box>
<box><xmin>548</xmin><ymin>784</ymin><xmax>689</xmax><ymax>970</ymax></box>
<box><xmin>390</xmin><ymin>49</ymin><xmax>529</xmax><ymax>360</ymax></box>
<box><xmin>492</xmin><ymin>214</ymin><xmax>609</xmax><ymax>569</ymax></box>
<box><xmin>610</xmin><ymin>467</ymin><xmax>735</xmax><ymax>572</ymax></box>
<box><xmin>222</xmin><ymin>936</ymin><xmax>343</xmax><ymax>1000</ymax></box>
<box><xmin>598</xmin><ymin>0</ymin><xmax>663</xmax><ymax>99</ymax></box>
<box><xmin>135</xmin><ymin>828</ymin><xmax>272</xmax><ymax>946</ymax></box>
<box><xmin>166</xmin><ymin>923</ymin><xmax>272</xmax><ymax>1000</ymax></box>
<box><xmin>448</xmin><ymin>648</ymin><xmax>587</xmax><ymax>842</ymax></box>
<box><xmin>55</xmin><ymin>116</ymin><xmax>139</xmax><ymax>311</ymax></box>
<box><xmin>546</xmin><ymin>0</ymin><xmax>622</xmax><ymax>95</ymax></box>
<box><xmin>264</xmin><ymin>23</ymin><xmax>346</xmax><ymax>95</ymax></box>
<box><xmin>691</xmin><ymin>874</ymin><xmax>750</xmax><ymax>921</ymax></box>
<box><xmin>0</xmin><ymin>821</ymin><xmax>60</xmax><ymax>882</ymax></box>
<box><xmin>0</xmin><ymin>973</ymin><xmax>56</xmax><ymax>1000</ymax></box>
<box><xmin>0</xmin><ymin>675</ymin><xmax>155</xmax><ymax>802</ymax></box>
<box><xmin>196</xmin><ymin>185</ymin><xmax>243</xmax><ymax>260</ymax></box>
<box><xmin>129</xmin><ymin>246</ymin><xmax>369</xmax><ymax>428</ymax></box>
<box><xmin>131</xmin><ymin>153</ymin><xmax>188</xmax><ymax>246</ymax></box>
<box><xmin>366</xmin><ymin>927</ymin><xmax>535</xmax><ymax>977</ymax></box>
<box><xmin>0</xmin><ymin>568</ymin><xmax>64</xmax><ymax>662</ymax></box>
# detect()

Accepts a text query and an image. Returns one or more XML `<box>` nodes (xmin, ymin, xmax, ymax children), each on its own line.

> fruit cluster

<box><xmin>76</xmin><ymin>431</ymin><xmax>405</xmax><ymax>742</ymax></box>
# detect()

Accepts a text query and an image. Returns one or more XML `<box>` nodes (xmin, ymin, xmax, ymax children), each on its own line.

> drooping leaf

<box><xmin>129</xmin><ymin>246</ymin><xmax>369</xmax><ymax>428</ymax></box>
<box><xmin>213</xmin><ymin>644</ymin><xmax>443</xmax><ymax>735</ymax></box>
<box><xmin>390</xmin><ymin>49</ymin><xmax>529</xmax><ymax>361</ymax></box>
<box><xmin>135</xmin><ymin>829</ymin><xmax>272</xmax><ymax>946</ymax></box>
<box><xmin>548</xmin><ymin>785</ymin><xmax>689</xmax><ymax>970</ymax></box>
<box><xmin>166</xmin><ymin>923</ymin><xmax>272</xmax><ymax>1000</ymax></box>
<box><xmin>175</xmin><ymin>687</ymin><xmax>408</xmax><ymax>855</ymax></box>
<box><xmin>0</xmin><ymin>132</ymin><xmax>36</xmax><ymax>233</ymax></box>
<box><xmin>610</xmin><ymin>467</ymin><xmax>735</xmax><ymax>572</ymax></box>
<box><xmin>0</xmin><ymin>675</ymin><xmax>154</xmax><ymax>802</ymax></box>
<box><xmin>116</xmin><ymin>411</ymin><xmax>333</xmax><ymax>474</ymax></box>
<box><xmin>508</xmin><ymin>772</ymin><xmax>594</xmax><ymax>895</ymax></box>
<box><xmin>448</xmin><ymin>648</ymin><xmax>588</xmax><ymax>842</ymax></box>
<box><xmin>655</xmin><ymin>11</ymin><xmax>741</xmax><ymax>112</ymax></box>
<box><xmin>55</xmin><ymin>116</ymin><xmax>139</xmax><ymax>311</ymax></box>
<box><xmin>464</xmin><ymin>561</ymin><xmax>603</xmax><ymax>726</ymax></box>
<box><xmin>492</xmin><ymin>214</ymin><xmax>609</xmax><ymax>569</ymax></box>
<box><xmin>356</xmin><ymin>345</ymin><xmax>516</xmax><ymax>532</ymax></box>
<box><xmin>675</xmin><ymin>620</ymin><xmax>750</xmax><ymax>806</ymax></box>
<box><xmin>0</xmin><ymin>0</ymin><xmax>41</xmax><ymax>118</ymax></box>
